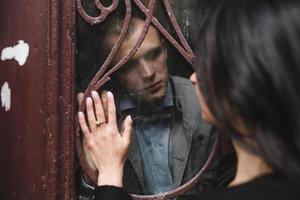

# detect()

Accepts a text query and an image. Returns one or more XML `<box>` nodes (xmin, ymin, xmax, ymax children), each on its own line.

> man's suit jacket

<box><xmin>122</xmin><ymin>76</ymin><xmax>225</xmax><ymax>195</ymax></box>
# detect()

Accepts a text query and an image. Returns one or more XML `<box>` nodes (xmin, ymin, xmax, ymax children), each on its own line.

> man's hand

<box><xmin>78</xmin><ymin>91</ymin><xmax>132</xmax><ymax>187</ymax></box>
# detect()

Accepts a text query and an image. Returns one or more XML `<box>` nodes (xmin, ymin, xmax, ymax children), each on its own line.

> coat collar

<box><xmin>128</xmin><ymin>130</ymin><xmax>145</xmax><ymax>190</ymax></box>
<box><xmin>170</xmin><ymin>76</ymin><xmax>194</xmax><ymax>186</ymax></box>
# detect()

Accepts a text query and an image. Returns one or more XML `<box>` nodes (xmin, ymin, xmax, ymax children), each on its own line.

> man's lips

<box><xmin>135</xmin><ymin>81</ymin><xmax>163</xmax><ymax>95</ymax></box>
<box><xmin>143</xmin><ymin>81</ymin><xmax>162</xmax><ymax>91</ymax></box>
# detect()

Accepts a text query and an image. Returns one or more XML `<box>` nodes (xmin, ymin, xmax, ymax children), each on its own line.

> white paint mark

<box><xmin>1</xmin><ymin>40</ymin><xmax>29</xmax><ymax>66</ymax></box>
<box><xmin>1</xmin><ymin>82</ymin><xmax>11</xmax><ymax>112</ymax></box>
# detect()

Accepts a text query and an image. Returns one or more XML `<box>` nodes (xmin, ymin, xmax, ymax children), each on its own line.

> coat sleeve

<box><xmin>94</xmin><ymin>186</ymin><xmax>133</xmax><ymax>200</ymax></box>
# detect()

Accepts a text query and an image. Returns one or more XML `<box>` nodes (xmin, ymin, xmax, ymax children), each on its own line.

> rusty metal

<box><xmin>162</xmin><ymin>0</ymin><xmax>195</xmax><ymax>57</ymax></box>
<box><xmin>133</xmin><ymin>0</ymin><xmax>194</xmax><ymax>64</ymax></box>
<box><xmin>77</xmin><ymin>0</ymin><xmax>119</xmax><ymax>25</ymax></box>
<box><xmin>75</xmin><ymin>0</ymin><xmax>212</xmax><ymax>199</ymax></box>
<box><xmin>80</xmin><ymin>0</ymin><xmax>133</xmax><ymax>107</ymax></box>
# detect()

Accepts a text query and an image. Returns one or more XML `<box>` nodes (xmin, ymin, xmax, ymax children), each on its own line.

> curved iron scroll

<box><xmin>76</xmin><ymin>0</ymin><xmax>158</xmax><ymax>185</ymax></box>
<box><xmin>77</xmin><ymin>0</ymin><xmax>119</xmax><ymax>25</ymax></box>
<box><xmin>75</xmin><ymin>0</ymin><xmax>214</xmax><ymax>199</ymax></box>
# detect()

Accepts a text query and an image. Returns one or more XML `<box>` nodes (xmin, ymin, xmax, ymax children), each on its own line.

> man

<box><xmin>76</xmin><ymin>16</ymin><xmax>235</xmax><ymax>199</ymax></box>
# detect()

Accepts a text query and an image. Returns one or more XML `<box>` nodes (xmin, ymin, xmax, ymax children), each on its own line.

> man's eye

<box><xmin>146</xmin><ymin>48</ymin><xmax>162</xmax><ymax>60</ymax></box>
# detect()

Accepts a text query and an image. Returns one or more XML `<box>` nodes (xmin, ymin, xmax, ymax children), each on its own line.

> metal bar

<box><xmin>77</xmin><ymin>0</ymin><xmax>119</xmax><ymax>25</ymax></box>
<box><xmin>133</xmin><ymin>0</ymin><xmax>194</xmax><ymax>65</ymax></box>
<box><xmin>79</xmin><ymin>0</ymin><xmax>133</xmax><ymax>111</ymax></box>
<box><xmin>162</xmin><ymin>0</ymin><xmax>195</xmax><ymax>57</ymax></box>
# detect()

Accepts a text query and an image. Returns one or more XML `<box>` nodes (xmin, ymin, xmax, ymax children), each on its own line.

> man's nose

<box><xmin>139</xmin><ymin>60</ymin><xmax>155</xmax><ymax>79</ymax></box>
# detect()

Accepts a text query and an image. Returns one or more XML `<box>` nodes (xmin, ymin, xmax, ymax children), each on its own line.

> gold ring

<box><xmin>96</xmin><ymin>120</ymin><xmax>106</xmax><ymax>127</ymax></box>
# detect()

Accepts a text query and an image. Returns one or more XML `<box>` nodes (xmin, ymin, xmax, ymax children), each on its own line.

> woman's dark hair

<box><xmin>195</xmin><ymin>0</ymin><xmax>300</xmax><ymax>180</ymax></box>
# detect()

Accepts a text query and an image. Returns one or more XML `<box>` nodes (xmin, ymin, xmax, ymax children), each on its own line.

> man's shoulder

<box><xmin>170</xmin><ymin>75</ymin><xmax>194</xmax><ymax>87</ymax></box>
<box><xmin>170</xmin><ymin>75</ymin><xmax>212</xmax><ymax>137</ymax></box>
<box><xmin>170</xmin><ymin>75</ymin><xmax>198</xmax><ymax>105</ymax></box>
<box><xmin>170</xmin><ymin>75</ymin><xmax>196</xmax><ymax>99</ymax></box>
<box><xmin>170</xmin><ymin>75</ymin><xmax>200</xmax><ymax>122</ymax></box>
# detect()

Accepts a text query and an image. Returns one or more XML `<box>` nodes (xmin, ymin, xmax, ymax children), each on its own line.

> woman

<box><xmin>78</xmin><ymin>0</ymin><xmax>300</xmax><ymax>199</ymax></box>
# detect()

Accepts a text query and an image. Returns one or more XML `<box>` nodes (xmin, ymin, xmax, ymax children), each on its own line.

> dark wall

<box><xmin>170</xmin><ymin>0</ymin><xmax>213</xmax><ymax>47</ymax></box>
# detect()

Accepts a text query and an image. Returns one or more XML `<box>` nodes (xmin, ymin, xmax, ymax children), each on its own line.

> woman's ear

<box><xmin>190</xmin><ymin>73</ymin><xmax>216</xmax><ymax>124</ymax></box>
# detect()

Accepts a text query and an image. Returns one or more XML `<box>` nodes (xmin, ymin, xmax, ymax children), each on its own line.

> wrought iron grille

<box><xmin>75</xmin><ymin>1</ymin><xmax>219</xmax><ymax>199</ymax></box>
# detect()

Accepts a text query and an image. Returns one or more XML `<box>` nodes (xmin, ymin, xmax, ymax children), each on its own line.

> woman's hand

<box><xmin>78</xmin><ymin>91</ymin><xmax>132</xmax><ymax>187</ymax></box>
<box><xmin>77</xmin><ymin>92</ymin><xmax>97</xmax><ymax>174</ymax></box>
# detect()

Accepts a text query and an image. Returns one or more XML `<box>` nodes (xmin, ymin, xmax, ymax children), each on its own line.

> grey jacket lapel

<box><xmin>170</xmin><ymin>76</ymin><xmax>205</xmax><ymax>186</ymax></box>
<box><xmin>171</xmin><ymin>115</ymin><xmax>193</xmax><ymax>186</ymax></box>
<box><xmin>128</xmin><ymin>127</ymin><xmax>145</xmax><ymax>190</ymax></box>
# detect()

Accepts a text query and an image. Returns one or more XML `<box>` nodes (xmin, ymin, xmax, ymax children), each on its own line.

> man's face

<box><xmin>107</xmin><ymin>19</ymin><xmax>169</xmax><ymax>105</ymax></box>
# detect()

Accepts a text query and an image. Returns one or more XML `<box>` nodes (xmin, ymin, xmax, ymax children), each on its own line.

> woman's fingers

<box><xmin>78</xmin><ymin>94</ymin><xmax>131</xmax><ymax>180</ymax></box>
<box><xmin>91</xmin><ymin>91</ymin><xmax>106</xmax><ymax>125</ymax></box>
<box><xmin>79</xmin><ymin>91</ymin><xmax>120</xmax><ymax>137</ymax></box>
<box><xmin>86</xmin><ymin>97</ymin><xmax>97</xmax><ymax>131</ymax></box>
<box><xmin>101</xmin><ymin>91</ymin><xmax>108</xmax><ymax>121</ymax></box>
<box><xmin>107</xmin><ymin>91</ymin><xmax>117</xmax><ymax>125</ymax></box>
<box><xmin>121</xmin><ymin>115</ymin><xmax>133</xmax><ymax>145</ymax></box>
<box><xmin>78</xmin><ymin>112</ymin><xmax>91</xmax><ymax>140</ymax></box>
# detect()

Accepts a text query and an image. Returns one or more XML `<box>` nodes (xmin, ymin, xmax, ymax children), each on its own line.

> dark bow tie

<box><xmin>118</xmin><ymin>106</ymin><xmax>175</xmax><ymax>124</ymax></box>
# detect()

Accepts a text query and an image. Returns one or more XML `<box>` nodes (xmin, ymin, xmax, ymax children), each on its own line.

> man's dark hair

<box><xmin>195</xmin><ymin>0</ymin><xmax>300</xmax><ymax>180</ymax></box>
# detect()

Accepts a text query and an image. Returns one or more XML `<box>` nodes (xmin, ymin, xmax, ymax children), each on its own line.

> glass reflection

<box><xmin>75</xmin><ymin>1</ymin><xmax>235</xmax><ymax>199</ymax></box>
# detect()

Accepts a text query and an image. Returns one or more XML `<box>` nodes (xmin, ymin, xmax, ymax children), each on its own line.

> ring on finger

<box><xmin>96</xmin><ymin>120</ymin><xmax>106</xmax><ymax>127</ymax></box>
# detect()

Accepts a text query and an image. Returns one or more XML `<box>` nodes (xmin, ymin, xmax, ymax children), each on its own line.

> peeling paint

<box><xmin>1</xmin><ymin>82</ymin><xmax>11</xmax><ymax>112</ymax></box>
<box><xmin>1</xmin><ymin>40</ymin><xmax>29</xmax><ymax>66</ymax></box>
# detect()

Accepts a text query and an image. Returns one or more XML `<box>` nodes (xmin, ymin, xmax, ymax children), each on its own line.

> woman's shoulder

<box><xmin>196</xmin><ymin>173</ymin><xmax>300</xmax><ymax>200</ymax></box>
<box><xmin>93</xmin><ymin>174</ymin><xmax>300</xmax><ymax>200</ymax></box>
